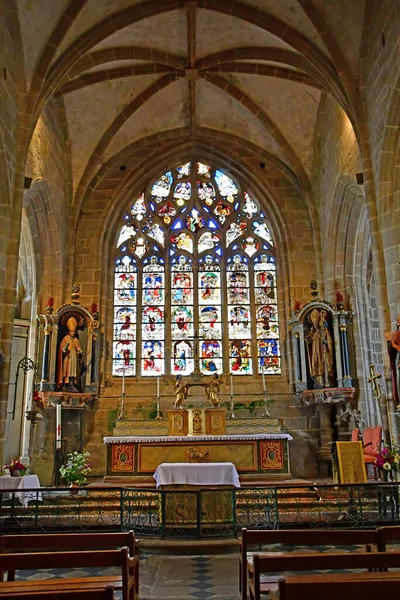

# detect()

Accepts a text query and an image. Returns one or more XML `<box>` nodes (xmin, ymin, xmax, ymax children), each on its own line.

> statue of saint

<box><xmin>384</xmin><ymin>314</ymin><xmax>400</xmax><ymax>405</ymax></box>
<box><xmin>57</xmin><ymin>317</ymin><xmax>83</xmax><ymax>392</ymax></box>
<box><xmin>206</xmin><ymin>373</ymin><xmax>221</xmax><ymax>407</ymax></box>
<box><xmin>306</xmin><ymin>309</ymin><xmax>334</xmax><ymax>389</ymax></box>
<box><xmin>173</xmin><ymin>374</ymin><xmax>187</xmax><ymax>409</ymax></box>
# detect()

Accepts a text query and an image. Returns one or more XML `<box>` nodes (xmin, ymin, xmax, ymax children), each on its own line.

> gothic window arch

<box><xmin>113</xmin><ymin>160</ymin><xmax>281</xmax><ymax>377</ymax></box>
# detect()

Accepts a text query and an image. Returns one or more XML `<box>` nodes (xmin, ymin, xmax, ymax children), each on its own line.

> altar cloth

<box><xmin>154</xmin><ymin>462</ymin><xmax>241</xmax><ymax>488</ymax></box>
<box><xmin>0</xmin><ymin>474</ymin><xmax>42</xmax><ymax>507</ymax></box>
<box><xmin>104</xmin><ymin>433</ymin><xmax>293</xmax><ymax>443</ymax></box>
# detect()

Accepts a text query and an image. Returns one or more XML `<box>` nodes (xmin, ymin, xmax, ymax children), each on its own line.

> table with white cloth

<box><xmin>0</xmin><ymin>474</ymin><xmax>42</xmax><ymax>507</ymax></box>
<box><xmin>153</xmin><ymin>462</ymin><xmax>240</xmax><ymax>489</ymax></box>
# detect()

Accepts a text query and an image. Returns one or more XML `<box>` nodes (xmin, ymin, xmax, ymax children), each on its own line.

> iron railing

<box><xmin>0</xmin><ymin>483</ymin><xmax>399</xmax><ymax>537</ymax></box>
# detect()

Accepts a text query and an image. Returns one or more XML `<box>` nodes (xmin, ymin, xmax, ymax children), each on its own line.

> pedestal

<box><xmin>168</xmin><ymin>410</ymin><xmax>189</xmax><ymax>436</ymax></box>
<box><xmin>205</xmin><ymin>408</ymin><xmax>226</xmax><ymax>435</ymax></box>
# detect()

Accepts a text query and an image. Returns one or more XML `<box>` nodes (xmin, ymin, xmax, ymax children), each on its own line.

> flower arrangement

<box><xmin>59</xmin><ymin>451</ymin><xmax>91</xmax><ymax>486</ymax></box>
<box><xmin>375</xmin><ymin>444</ymin><xmax>400</xmax><ymax>475</ymax></box>
<box><xmin>3</xmin><ymin>457</ymin><xmax>27</xmax><ymax>476</ymax></box>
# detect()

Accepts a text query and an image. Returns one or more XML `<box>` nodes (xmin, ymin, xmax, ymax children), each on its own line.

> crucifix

<box><xmin>367</xmin><ymin>363</ymin><xmax>389</xmax><ymax>441</ymax></box>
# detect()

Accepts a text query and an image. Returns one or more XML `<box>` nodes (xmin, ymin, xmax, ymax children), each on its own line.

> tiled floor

<box><xmin>16</xmin><ymin>554</ymin><xmax>240</xmax><ymax>600</ymax></box>
<box><xmin>15</xmin><ymin>544</ymin><xmax>400</xmax><ymax>599</ymax></box>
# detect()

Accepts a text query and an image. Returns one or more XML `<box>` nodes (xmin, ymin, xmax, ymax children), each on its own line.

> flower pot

<box><xmin>69</xmin><ymin>482</ymin><xmax>79</xmax><ymax>495</ymax></box>
<box><xmin>11</xmin><ymin>470</ymin><xmax>22</xmax><ymax>477</ymax></box>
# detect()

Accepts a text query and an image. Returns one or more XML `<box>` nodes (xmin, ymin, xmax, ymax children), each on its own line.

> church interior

<box><xmin>0</xmin><ymin>0</ymin><xmax>400</xmax><ymax>597</ymax></box>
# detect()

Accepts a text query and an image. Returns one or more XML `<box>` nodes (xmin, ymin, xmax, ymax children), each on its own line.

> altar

<box><xmin>104</xmin><ymin>431</ymin><xmax>292</xmax><ymax>483</ymax></box>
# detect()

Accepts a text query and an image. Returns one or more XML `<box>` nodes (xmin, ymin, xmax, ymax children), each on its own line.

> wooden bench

<box><xmin>240</xmin><ymin>528</ymin><xmax>379</xmax><ymax>600</ymax></box>
<box><xmin>0</xmin><ymin>530</ymin><xmax>139</xmax><ymax>597</ymax></box>
<box><xmin>0</xmin><ymin>547</ymin><xmax>137</xmax><ymax>599</ymax></box>
<box><xmin>279</xmin><ymin>572</ymin><xmax>400</xmax><ymax>600</ymax></box>
<box><xmin>377</xmin><ymin>525</ymin><xmax>400</xmax><ymax>551</ymax></box>
<box><xmin>249</xmin><ymin>550</ymin><xmax>400</xmax><ymax>600</ymax></box>
<box><xmin>2</xmin><ymin>587</ymin><xmax>116</xmax><ymax>599</ymax></box>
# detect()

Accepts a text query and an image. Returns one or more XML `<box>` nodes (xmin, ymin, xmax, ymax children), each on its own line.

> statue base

<box><xmin>168</xmin><ymin>409</ymin><xmax>189</xmax><ymax>436</ymax></box>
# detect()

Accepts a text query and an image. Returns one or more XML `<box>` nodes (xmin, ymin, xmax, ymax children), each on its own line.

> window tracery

<box><xmin>113</xmin><ymin>160</ymin><xmax>281</xmax><ymax>377</ymax></box>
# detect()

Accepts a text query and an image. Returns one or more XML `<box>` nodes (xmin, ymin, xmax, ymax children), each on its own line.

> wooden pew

<box><xmin>3</xmin><ymin>587</ymin><xmax>116</xmax><ymax>599</ymax></box>
<box><xmin>279</xmin><ymin>572</ymin><xmax>400</xmax><ymax>600</ymax></box>
<box><xmin>0</xmin><ymin>530</ymin><xmax>139</xmax><ymax>597</ymax></box>
<box><xmin>377</xmin><ymin>525</ymin><xmax>400</xmax><ymax>551</ymax></box>
<box><xmin>0</xmin><ymin>547</ymin><xmax>137</xmax><ymax>599</ymax></box>
<box><xmin>249</xmin><ymin>550</ymin><xmax>400</xmax><ymax>600</ymax></box>
<box><xmin>240</xmin><ymin>528</ymin><xmax>378</xmax><ymax>600</ymax></box>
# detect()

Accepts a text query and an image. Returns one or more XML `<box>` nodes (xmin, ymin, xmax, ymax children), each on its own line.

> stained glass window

<box><xmin>113</xmin><ymin>161</ymin><xmax>281</xmax><ymax>377</ymax></box>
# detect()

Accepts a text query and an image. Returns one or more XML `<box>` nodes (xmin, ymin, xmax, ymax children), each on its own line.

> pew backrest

<box><xmin>279</xmin><ymin>572</ymin><xmax>400</xmax><ymax>600</ymax></box>
<box><xmin>2</xmin><ymin>586</ymin><xmax>116</xmax><ymax>599</ymax></box>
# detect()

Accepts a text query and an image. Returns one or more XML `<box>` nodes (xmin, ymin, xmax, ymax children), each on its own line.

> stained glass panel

<box><xmin>227</xmin><ymin>255</ymin><xmax>252</xmax><ymax>374</ymax></box>
<box><xmin>151</xmin><ymin>172</ymin><xmax>172</xmax><ymax>202</ymax></box>
<box><xmin>117</xmin><ymin>224</ymin><xmax>136</xmax><ymax>247</ymax></box>
<box><xmin>177</xmin><ymin>162</ymin><xmax>191</xmax><ymax>178</ymax></box>
<box><xmin>131</xmin><ymin>194</ymin><xmax>146</xmax><ymax>220</ymax></box>
<box><xmin>142</xmin><ymin>340</ymin><xmax>164</xmax><ymax>375</ymax></box>
<box><xmin>198</xmin><ymin>231</ymin><xmax>219</xmax><ymax>253</ymax></box>
<box><xmin>226</xmin><ymin>222</ymin><xmax>246</xmax><ymax>247</ymax></box>
<box><xmin>215</xmin><ymin>170</ymin><xmax>238</xmax><ymax>198</ymax></box>
<box><xmin>253</xmin><ymin>220</ymin><xmax>273</xmax><ymax>245</ymax></box>
<box><xmin>114</xmin><ymin>159</ymin><xmax>281</xmax><ymax>379</ymax></box>
<box><xmin>199</xmin><ymin>256</ymin><xmax>222</xmax><ymax>374</ymax></box>
<box><xmin>173</xmin><ymin>182</ymin><xmax>191</xmax><ymax>206</ymax></box>
<box><xmin>142</xmin><ymin>257</ymin><xmax>164</xmax><ymax>375</ymax></box>
<box><xmin>229</xmin><ymin>340</ymin><xmax>252</xmax><ymax>375</ymax></box>
<box><xmin>185</xmin><ymin>208</ymin><xmax>205</xmax><ymax>232</ymax></box>
<box><xmin>197</xmin><ymin>162</ymin><xmax>210</xmax><ymax>177</ymax></box>
<box><xmin>243</xmin><ymin>192</ymin><xmax>258</xmax><ymax>218</ymax></box>
<box><xmin>254</xmin><ymin>254</ymin><xmax>280</xmax><ymax>374</ymax></box>
<box><xmin>197</xmin><ymin>181</ymin><xmax>215</xmax><ymax>205</ymax></box>
<box><xmin>171</xmin><ymin>256</ymin><xmax>194</xmax><ymax>375</ymax></box>
<box><xmin>171</xmin><ymin>232</ymin><xmax>193</xmax><ymax>253</ymax></box>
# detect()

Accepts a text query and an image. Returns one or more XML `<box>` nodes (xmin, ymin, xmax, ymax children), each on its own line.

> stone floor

<box><xmin>15</xmin><ymin>554</ymin><xmax>240</xmax><ymax>600</ymax></box>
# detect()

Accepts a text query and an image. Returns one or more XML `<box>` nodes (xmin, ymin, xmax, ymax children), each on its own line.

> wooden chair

<box><xmin>279</xmin><ymin>572</ymin><xmax>400</xmax><ymax>600</ymax></box>
<box><xmin>0</xmin><ymin>547</ymin><xmax>137</xmax><ymax>599</ymax></box>
<box><xmin>361</xmin><ymin>425</ymin><xmax>382</xmax><ymax>479</ymax></box>
<box><xmin>249</xmin><ymin>551</ymin><xmax>400</xmax><ymax>600</ymax></box>
<box><xmin>240</xmin><ymin>527</ymin><xmax>379</xmax><ymax>600</ymax></box>
<box><xmin>0</xmin><ymin>530</ymin><xmax>139</xmax><ymax>597</ymax></box>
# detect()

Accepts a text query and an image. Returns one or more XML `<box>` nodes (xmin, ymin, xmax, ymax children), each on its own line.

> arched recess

<box><xmin>73</xmin><ymin>139</ymin><xmax>317</xmax><ymax>399</ymax></box>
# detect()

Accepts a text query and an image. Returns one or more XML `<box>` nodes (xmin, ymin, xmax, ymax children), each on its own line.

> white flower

<box><xmin>383</xmin><ymin>462</ymin><xmax>392</xmax><ymax>471</ymax></box>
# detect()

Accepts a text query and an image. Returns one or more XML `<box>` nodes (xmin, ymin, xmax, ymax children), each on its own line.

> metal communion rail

<box><xmin>0</xmin><ymin>483</ymin><xmax>399</xmax><ymax>537</ymax></box>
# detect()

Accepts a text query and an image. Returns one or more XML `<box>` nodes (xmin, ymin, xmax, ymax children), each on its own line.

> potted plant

<box><xmin>59</xmin><ymin>451</ymin><xmax>92</xmax><ymax>488</ymax></box>
<box><xmin>3</xmin><ymin>457</ymin><xmax>27</xmax><ymax>477</ymax></box>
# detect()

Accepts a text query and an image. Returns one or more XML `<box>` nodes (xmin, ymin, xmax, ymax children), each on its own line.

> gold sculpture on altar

<box><xmin>173</xmin><ymin>373</ymin><xmax>224</xmax><ymax>409</ymax></box>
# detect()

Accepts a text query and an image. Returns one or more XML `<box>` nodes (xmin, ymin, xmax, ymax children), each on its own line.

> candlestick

<box><xmin>229</xmin><ymin>373</ymin><xmax>235</xmax><ymax>419</ymax></box>
<box><xmin>118</xmin><ymin>365</ymin><xmax>126</xmax><ymax>420</ymax></box>
<box><xmin>262</xmin><ymin>363</ymin><xmax>266</xmax><ymax>392</ymax></box>
<box><xmin>155</xmin><ymin>377</ymin><xmax>162</xmax><ymax>420</ymax></box>
<box><xmin>55</xmin><ymin>404</ymin><xmax>62</xmax><ymax>449</ymax></box>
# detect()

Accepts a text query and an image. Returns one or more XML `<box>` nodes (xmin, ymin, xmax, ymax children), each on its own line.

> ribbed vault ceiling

<box><xmin>18</xmin><ymin>0</ymin><xmax>364</xmax><ymax>206</ymax></box>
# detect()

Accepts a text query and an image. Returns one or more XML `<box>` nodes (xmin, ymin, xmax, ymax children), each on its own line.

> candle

<box><xmin>262</xmin><ymin>363</ymin><xmax>266</xmax><ymax>392</ymax></box>
<box><xmin>230</xmin><ymin>374</ymin><xmax>234</xmax><ymax>397</ymax></box>
<box><xmin>157</xmin><ymin>376</ymin><xmax>160</xmax><ymax>399</ymax></box>
<box><xmin>122</xmin><ymin>367</ymin><xmax>125</xmax><ymax>395</ymax></box>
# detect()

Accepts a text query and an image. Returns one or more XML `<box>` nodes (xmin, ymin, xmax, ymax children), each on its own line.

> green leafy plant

<box><xmin>107</xmin><ymin>408</ymin><xmax>119</xmax><ymax>432</ymax></box>
<box><xmin>59</xmin><ymin>451</ymin><xmax>91</xmax><ymax>485</ymax></box>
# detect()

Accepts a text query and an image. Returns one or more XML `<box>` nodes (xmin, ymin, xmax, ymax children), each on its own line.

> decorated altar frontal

<box><xmin>104</xmin><ymin>431</ymin><xmax>292</xmax><ymax>483</ymax></box>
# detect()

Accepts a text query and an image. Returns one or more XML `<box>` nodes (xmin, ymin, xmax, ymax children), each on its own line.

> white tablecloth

<box><xmin>153</xmin><ymin>462</ymin><xmax>240</xmax><ymax>488</ymax></box>
<box><xmin>0</xmin><ymin>474</ymin><xmax>42</xmax><ymax>507</ymax></box>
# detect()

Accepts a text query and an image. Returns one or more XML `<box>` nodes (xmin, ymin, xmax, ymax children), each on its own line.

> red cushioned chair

<box><xmin>353</xmin><ymin>425</ymin><xmax>382</xmax><ymax>479</ymax></box>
